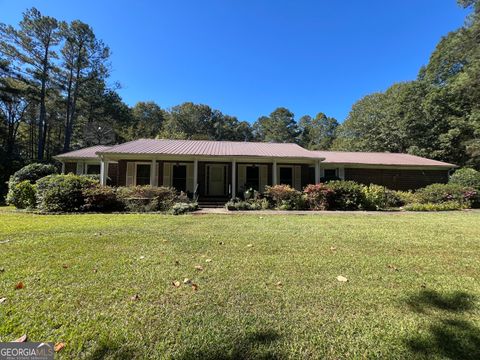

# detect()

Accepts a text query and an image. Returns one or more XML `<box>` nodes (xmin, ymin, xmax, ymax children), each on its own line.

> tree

<box><xmin>60</xmin><ymin>20</ymin><xmax>110</xmax><ymax>152</ymax></box>
<box><xmin>253</xmin><ymin>107</ymin><xmax>298</xmax><ymax>143</ymax></box>
<box><xmin>298</xmin><ymin>112</ymin><xmax>338</xmax><ymax>150</ymax></box>
<box><xmin>0</xmin><ymin>8</ymin><xmax>62</xmax><ymax>160</ymax></box>
<box><xmin>124</xmin><ymin>101</ymin><xmax>166</xmax><ymax>140</ymax></box>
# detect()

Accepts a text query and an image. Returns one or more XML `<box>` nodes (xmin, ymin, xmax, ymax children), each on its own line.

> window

<box><xmin>136</xmin><ymin>164</ymin><xmax>151</xmax><ymax>185</ymax></box>
<box><xmin>323</xmin><ymin>169</ymin><xmax>338</xmax><ymax>182</ymax></box>
<box><xmin>279</xmin><ymin>167</ymin><xmax>293</xmax><ymax>186</ymax></box>
<box><xmin>86</xmin><ymin>164</ymin><xmax>101</xmax><ymax>175</ymax></box>
<box><xmin>172</xmin><ymin>165</ymin><xmax>187</xmax><ymax>192</ymax></box>
<box><xmin>245</xmin><ymin>166</ymin><xmax>259</xmax><ymax>190</ymax></box>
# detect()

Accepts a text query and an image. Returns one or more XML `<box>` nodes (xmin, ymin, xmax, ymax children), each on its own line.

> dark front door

<box><xmin>245</xmin><ymin>166</ymin><xmax>260</xmax><ymax>191</ymax></box>
<box><xmin>172</xmin><ymin>165</ymin><xmax>187</xmax><ymax>192</ymax></box>
<box><xmin>279</xmin><ymin>167</ymin><xmax>293</xmax><ymax>186</ymax></box>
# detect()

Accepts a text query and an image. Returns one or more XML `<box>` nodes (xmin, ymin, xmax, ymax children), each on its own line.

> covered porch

<box><xmin>98</xmin><ymin>155</ymin><xmax>323</xmax><ymax>200</ymax></box>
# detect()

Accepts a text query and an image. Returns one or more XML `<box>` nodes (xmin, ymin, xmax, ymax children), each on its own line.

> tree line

<box><xmin>1</xmin><ymin>1</ymin><xmax>479</xmax><ymax>200</ymax></box>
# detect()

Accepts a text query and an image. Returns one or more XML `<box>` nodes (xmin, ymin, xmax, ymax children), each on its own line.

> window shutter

<box><xmin>126</xmin><ymin>162</ymin><xmax>135</xmax><ymax>186</ymax></box>
<box><xmin>238</xmin><ymin>165</ymin><xmax>246</xmax><ymax>192</ymax></box>
<box><xmin>76</xmin><ymin>162</ymin><xmax>84</xmax><ymax>175</ymax></box>
<box><xmin>163</xmin><ymin>163</ymin><xmax>172</xmax><ymax>187</ymax></box>
<box><xmin>186</xmin><ymin>163</ymin><xmax>194</xmax><ymax>192</ymax></box>
<box><xmin>259</xmin><ymin>165</ymin><xmax>268</xmax><ymax>193</ymax></box>
<box><xmin>294</xmin><ymin>166</ymin><xmax>302</xmax><ymax>190</ymax></box>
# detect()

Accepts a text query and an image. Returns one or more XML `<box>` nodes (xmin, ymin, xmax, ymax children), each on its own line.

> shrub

<box><xmin>82</xmin><ymin>186</ymin><xmax>124</xmax><ymax>212</ymax></box>
<box><xmin>363</xmin><ymin>184</ymin><xmax>402</xmax><ymax>210</ymax></box>
<box><xmin>116</xmin><ymin>186</ymin><xmax>178</xmax><ymax>212</ymax></box>
<box><xmin>403</xmin><ymin>201</ymin><xmax>467</xmax><ymax>211</ymax></box>
<box><xmin>415</xmin><ymin>183</ymin><xmax>478</xmax><ymax>207</ymax></box>
<box><xmin>6</xmin><ymin>180</ymin><xmax>36</xmax><ymax>209</ymax></box>
<box><xmin>225</xmin><ymin>197</ymin><xmax>270</xmax><ymax>211</ymax></box>
<box><xmin>449</xmin><ymin>168</ymin><xmax>480</xmax><ymax>189</ymax></box>
<box><xmin>264</xmin><ymin>185</ymin><xmax>305</xmax><ymax>210</ymax></box>
<box><xmin>171</xmin><ymin>202</ymin><xmax>198</xmax><ymax>215</ymax></box>
<box><xmin>9</xmin><ymin>163</ymin><xmax>57</xmax><ymax>186</ymax></box>
<box><xmin>394</xmin><ymin>190</ymin><xmax>419</xmax><ymax>206</ymax></box>
<box><xmin>303</xmin><ymin>183</ymin><xmax>335</xmax><ymax>210</ymax></box>
<box><xmin>6</xmin><ymin>163</ymin><xmax>57</xmax><ymax>208</ymax></box>
<box><xmin>36</xmin><ymin>174</ymin><xmax>97</xmax><ymax>212</ymax></box>
<box><xmin>324</xmin><ymin>180</ymin><xmax>367</xmax><ymax>210</ymax></box>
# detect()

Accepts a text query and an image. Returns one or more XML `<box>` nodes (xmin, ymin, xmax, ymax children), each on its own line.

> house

<box><xmin>54</xmin><ymin>139</ymin><xmax>456</xmax><ymax>201</ymax></box>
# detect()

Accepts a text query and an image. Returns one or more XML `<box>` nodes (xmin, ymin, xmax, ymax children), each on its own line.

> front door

<box><xmin>207</xmin><ymin>164</ymin><xmax>226</xmax><ymax>196</ymax></box>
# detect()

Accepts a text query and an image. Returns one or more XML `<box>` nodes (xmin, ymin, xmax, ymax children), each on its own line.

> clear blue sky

<box><xmin>1</xmin><ymin>0</ymin><xmax>469</xmax><ymax>123</ymax></box>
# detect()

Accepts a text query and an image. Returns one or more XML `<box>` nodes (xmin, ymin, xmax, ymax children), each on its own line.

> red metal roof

<box><xmin>54</xmin><ymin>145</ymin><xmax>112</xmax><ymax>159</ymax></box>
<box><xmin>313</xmin><ymin>151</ymin><xmax>456</xmax><ymax>168</ymax></box>
<box><xmin>98</xmin><ymin>139</ymin><xmax>320</xmax><ymax>158</ymax></box>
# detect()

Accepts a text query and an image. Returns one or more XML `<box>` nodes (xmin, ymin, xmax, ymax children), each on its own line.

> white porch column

<box><xmin>150</xmin><ymin>159</ymin><xmax>157</xmax><ymax>186</ymax></box>
<box><xmin>272</xmin><ymin>160</ymin><xmax>278</xmax><ymax>185</ymax></box>
<box><xmin>231</xmin><ymin>160</ymin><xmax>236</xmax><ymax>199</ymax></box>
<box><xmin>193</xmin><ymin>159</ymin><xmax>198</xmax><ymax>195</ymax></box>
<box><xmin>61</xmin><ymin>162</ymin><xmax>65</xmax><ymax>174</ymax></box>
<box><xmin>100</xmin><ymin>157</ymin><xmax>108</xmax><ymax>186</ymax></box>
<box><xmin>315</xmin><ymin>160</ymin><xmax>321</xmax><ymax>184</ymax></box>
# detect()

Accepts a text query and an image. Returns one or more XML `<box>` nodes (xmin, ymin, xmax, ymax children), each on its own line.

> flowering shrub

<box><xmin>415</xmin><ymin>183</ymin><xmax>478</xmax><ymax>207</ymax></box>
<box><xmin>303</xmin><ymin>184</ymin><xmax>335</xmax><ymax>210</ymax></box>
<box><xmin>323</xmin><ymin>180</ymin><xmax>368</xmax><ymax>210</ymax></box>
<box><xmin>449</xmin><ymin>168</ymin><xmax>480</xmax><ymax>189</ymax></box>
<box><xmin>362</xmin><ymin>184</ymin><xmax>402</xmax><ymax>210</ymax></box>
<box><xmin>264</xmin><ymin>185</ymin><xmax>305</xmax><ymax>210</ymax></box>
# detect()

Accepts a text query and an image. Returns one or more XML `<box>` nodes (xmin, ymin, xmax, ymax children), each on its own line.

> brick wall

<box><xmin>344</xmin><ymin>168</ymin><xmax>449</xmax><ymax>190</ymax></box>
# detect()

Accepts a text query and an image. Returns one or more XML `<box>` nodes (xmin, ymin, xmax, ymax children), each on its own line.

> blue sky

<box><xmin>1</xmin><ymin>0</ymin><xmax>469</xmax><ymax>123</ymax></box>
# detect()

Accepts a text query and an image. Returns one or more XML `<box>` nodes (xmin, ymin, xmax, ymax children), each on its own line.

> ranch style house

<box><xmin>54</xmin><ymin>139</ymin><xmax>456</xmax><ymax>202</ymax></box>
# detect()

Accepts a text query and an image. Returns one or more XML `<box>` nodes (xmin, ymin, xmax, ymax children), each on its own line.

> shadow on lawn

<box><xmin>405</xmin><ymin>289</ymin><xmax>480</xmax><ymax>360</ymax></box>
<box><xmin>176</xmin><ymin>329</ymin><xmax>284</xmax><ymax>360</ymax></box>
<box><xmin>85</xmin><ymin>337</ymin><xmax>138</xmax><ymax>360</ymax></box>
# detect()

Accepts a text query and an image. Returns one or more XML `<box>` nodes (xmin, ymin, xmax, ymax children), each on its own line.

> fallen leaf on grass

<box><xmin>246</xmin><ymin>244</ymin><xmax>254</xmax><ymax>248</ymax></box>
<box><xmin>0</xmin><ymin>239</ymin><xmax>11</xmax><ymax>244</ymax></box>
<box><xmin>14</xmin><ymin>334</ymin><xmax>27</xmax><ymax>342</ymax></box>
<box><xmin>130</xmin><ymin>294</ymin><xmax>140</xmax><ymax>301</ymax></box>
<box><xmin>219</xmin><ymin>241</ymin><xmax>224</xmax><ymax>245</ymax></box>
<box><xmin>93</xmin><ymin>268</ymin><xmax>98</xmax><ymax>273</ymax></box>
<box><xmin>276</xmin><ymin>281</ymin><xmax>283</xmax><ymax>287</ymax></box>
<box><xmin>0</xmin><ymin>297</ymin><xmax>6</xmax><ymax>304</ymax></box>
<box><xmin>205</xmin><ymin>259</ymin><xmax>212</xmax><ymax>263</ymax></box>
<box><xmin>336</xmin><ymin>276</ymin><xmax>348</xmax><ymax>282</ymax></box>
<box><xmin>0</xmin><ymin>267</ymin><xmax>4</xmax><ymax>273</ymax></box>
<box><xmin>195</xmin><ymin>265</ymin><xmax>203</xmax><ymax>271</ymax></box>
<box><xmin>62</xmin><ymin>264</ymin><xmax>69</xmax><ymax>269</ymax></box>
<box><xmin>14</xmin><ymin>282</ymin><xmax>24</xmax><ymax>290</ymax></box>
<box><xmin>139</xmin><ymin>256</ymin><xmax>145</xmax><ymax>260</ymax></box>
<box><xmin>172</xmin><ymin>281</ymin><xmax>181</xmax><ymax>288</ymax></box>
<box><xmin>191</xmin><ymin>283</ymin><xmax>198</xmax><ymax>291</ymax></box>
<box><xmin>183</xmin><ymin>278</ymin><xmax>192</xmax><ymax>285</ymax></box>
<box><xmin>54</xmin><ymin>342</ymin><xmax>65</xmax><ymax>352</ymax></box>
<box><xmin>387</xmin><ymin>264</ymin><xmax>399</xmax><ymax>271</ymax></box>
<box><xmin>174</xmin><ymin>260</ymin><xmax>180</xmax><ymax>266</ymax></box>
<box><xmin>330</xmin><ymin>246</ymin><xmax>337</xmax><ymax>251</ymax></box>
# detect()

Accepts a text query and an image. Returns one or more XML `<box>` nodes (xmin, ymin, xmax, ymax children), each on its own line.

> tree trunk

<box><xmin>63</xmin><ymin>67</ymin><xmax>74</xmax><ymax>152</ymax></box>
<box><xmin>37</xmin><ymin>43</ymin><xmax>50</xmax><ymax>161</ymax></box>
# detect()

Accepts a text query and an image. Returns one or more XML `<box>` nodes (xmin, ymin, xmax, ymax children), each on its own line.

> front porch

<box><xmin>99</xmin><ymin>156</ymin><xmax>323</xmax><ymax>199</ymax></box>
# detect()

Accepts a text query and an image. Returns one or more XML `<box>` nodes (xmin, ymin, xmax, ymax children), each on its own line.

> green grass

<box><xmin>0</xmin><ymin>209</ymin><xmax>479</xmax><ymax>359</ymax></box>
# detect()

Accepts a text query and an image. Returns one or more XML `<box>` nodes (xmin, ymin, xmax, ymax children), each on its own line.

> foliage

<box><xmin>298</xmin><ymin>113</ymin><xmax>339</xmax><ymax>150</ymax></box>
<box><xmin>6</xmin><ymin>180</ymin><xmax>36</xmax><ymax>209</ymax></box>
<box><xmin>449</xmin><ymin>167</ymin><xmax>480</xmax><ymax>189</ymax></box>
<box><xmin>394</xmin><ymin>190</ymin><xmax>420</xmax><ymax>206</ymax></box>
<box><xmin>363</xmin><ymin>184</ymin><xmax>402</xmax><ymax>210</ymax></box>
<box><xmin>36</xmin><ymin>174</ymin><xmax>97</xmax><ymax>212</ymax></box>
<box><xmin>324</xmin><ymin>180</ymin><xmax>368</xmax><ymax>210</ymax></box>
<box><xmin>252</xmin><ymin>107</ymin><xmax>299</xmax><ymax>143</ymax></box>
<box><xmin>116</xmin><ymin>186</ymin><xmax>178</xmax><ymax>212</ymax></box>
<box><xmin>82</xmin><ymin>185</ymin><xmax>124</xmax><ymax>212</ymax></box>
<box><xmin>303</xmin><ymin>183</ymin><xmax>335</xmax><ymax>210</ymax></box>
<box><xmin>8</xmin><ymin>163</ymin><xmax>57</xmax><ymax>186</ymax></box>
<box><xmin>415</xmin><ymin>183</ymin><xmax>478</xmax><ymax>207</ymax></box>
<box><xmin>264</xmin><ymin>185</ymin><xmax>305</xmax><ymax>210</ymax></box>
<box><xmin>170</xmin><ymin>202</ymin><xmax>198</xmax><ymax>215</ymax></box>
<box><xmin>225</xmin><ymin>197</ymin><xmax>270</xmax><ymax>211</ymax></box>
<box><xmin>403</xmin><ymin>201</ymin><xmax>468</xmax><ymax>211</ymax></box>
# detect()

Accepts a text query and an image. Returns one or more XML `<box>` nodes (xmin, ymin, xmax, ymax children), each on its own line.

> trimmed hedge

<box><xmin>363</xmin><ymin>184</ymin><xmax>402</xmax><ymax>210</ymax></box>
<box><xmin>264</xmin><ymin>185</ymin><xmax>305</xmax><ymax>210</ymax></box>
<box><xmin>36</xmin><ymin>174</ymin><xmax>98</xmax><ymax>212</ymax></box>
<box><xmin>415</xmin><ymin>183</ymin><xmax>478</xmax><ymax>207</ymax></box>
<box><xmin>323</xmin><ymin>180</ymin><xmax>367</xmax><ymax>210</ymax></box>
<box><xmin>6</xmin><ymin>180</ymin><xmax>36</xmax><ymax>209</ymax></box>
<box><xmin>303</xmin><ymin>184</ymin><xmax>335</xmax><ymax>210</ymax></box>
<box><xmin>82</xmin><ymin>186</ymin><xmax>124</xmax><ymax>212</ymax></box>
<box><xmin>449</xmin><ymin>168</ymin><xmax>480</xmax><ymax>189</ymax></box>
<box><xmin>403</xmin><ymin>201</ymin><xmax>468</xmax><ymax>211</ymax></box>
<box><xmin>116</xmin><ymin>186</ymin><xmax>178</xmax><ymax>212</ymax></box>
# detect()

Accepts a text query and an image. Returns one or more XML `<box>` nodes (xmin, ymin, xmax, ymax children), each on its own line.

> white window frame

<box><xmin>85</xmin><ymin>163</ymin><xmax>101</xmax><ymax>175</ymax></box>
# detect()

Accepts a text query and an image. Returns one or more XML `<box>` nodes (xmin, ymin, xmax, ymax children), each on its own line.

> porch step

<box><xmin>198</xmin><ymin>201</ymin><xmax>227</xmax><ymax>209</ymax></box>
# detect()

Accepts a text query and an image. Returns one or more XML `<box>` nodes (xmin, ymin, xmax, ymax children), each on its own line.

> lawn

<box><xmin>0</xmin><ymin>209</ymin><xmax>479</xmax><ymax>359</ymax></box>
